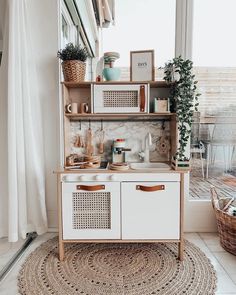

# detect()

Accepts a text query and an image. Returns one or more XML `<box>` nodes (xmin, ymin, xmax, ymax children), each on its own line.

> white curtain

<box><xmin>0</xmin><ymin>0</ymin><xmax>48</xmax><ymax>242</ymax></box>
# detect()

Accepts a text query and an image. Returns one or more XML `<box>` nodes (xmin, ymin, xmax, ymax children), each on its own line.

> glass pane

<box><xmin>102</xmin><ymin>0</ymin><xmax>176</xmax><ymax>80</ymax></box>
<box><xmin>191</xmin><ymin>0</ymin><xmax>236</xmax><ymax>200</ymax></box>
<box><xmin>61</xmin><ymin>15</ymin><xmax>69</xmax><ymax>47</ymax></box>
<box><xmin>193</xmin><ymin>0</ymin><xmax>236</xmax><ymax>67</ymax></box>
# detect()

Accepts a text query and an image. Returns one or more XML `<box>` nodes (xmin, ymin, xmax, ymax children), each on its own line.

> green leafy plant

<box><xmin>57</xmin><ymin>43</ymin><xmax>89</xmax><ymax>62</ymax></box>
<box><xmin>163</xmin><ymin>56</ymin><xmax>200</xmax><ymax>161</ymax></box>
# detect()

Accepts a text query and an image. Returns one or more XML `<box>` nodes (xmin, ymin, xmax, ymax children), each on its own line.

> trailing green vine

<box><xmin>163</xmin><ymin>56</ymin><xmax>200</xmax><ymax>161</ymax></box>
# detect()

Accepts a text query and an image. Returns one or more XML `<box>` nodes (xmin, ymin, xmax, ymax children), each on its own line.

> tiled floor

<box><xmin>0</xmin><ymin>238</ymin><xmax>26</xmax><ymax>270</ymax></box>
<box><xmin>187</xmin><ymin>233</ymin><xmax>236</xmax><ymax>294</ymax></box>
<box><xmin>0</xmin><ymin>233</ymin><xmax>56</xmax><ymax>295</ymax></box>
<box><xmin>0</xmin><ymin>232</ymin><xmax>236</xmax><ymax>294</ymax></box>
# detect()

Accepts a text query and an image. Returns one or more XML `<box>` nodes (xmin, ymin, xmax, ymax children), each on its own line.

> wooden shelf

<box><xmin>61</xmin><ymin>81</ymin><xmax>91</xmax><ymax>88</ymax></box>
<box><xmin>62</xmin><ymin>80</ymin><xmax>171</xmax><ymax>89</ymax></box>
<box><xmin>149</xmin><ymin>81</ymin><xmax>172</xmax><ymax>88</ymax></box>
<box><xmin>65</xmin><ymin>113</ymin><xmax>175</xmax><ymax>121</ymax></box>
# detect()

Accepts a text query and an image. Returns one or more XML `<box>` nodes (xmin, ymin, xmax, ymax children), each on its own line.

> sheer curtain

<box><xmin>0</xmin><ymin>0</ymin><xmax>48</xmax><ymax>241</ymax></box>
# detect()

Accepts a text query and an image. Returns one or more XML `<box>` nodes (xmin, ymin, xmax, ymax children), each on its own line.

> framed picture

<box><xmin>130</xmin><ymin>50</ymin><xmax>154</xmax><ymax>81</ymax></box>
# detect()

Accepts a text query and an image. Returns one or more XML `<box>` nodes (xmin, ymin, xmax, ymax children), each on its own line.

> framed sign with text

<box><xmin>130</xmin><ymin>50</ymin><xmax>154</xmax><ymax>81</ymax></box>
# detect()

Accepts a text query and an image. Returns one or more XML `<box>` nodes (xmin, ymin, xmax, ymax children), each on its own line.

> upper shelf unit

<box><xmin>62</xmin><ymin>81</ymin><xmax>173</xmax><ymax>121</ymax></box>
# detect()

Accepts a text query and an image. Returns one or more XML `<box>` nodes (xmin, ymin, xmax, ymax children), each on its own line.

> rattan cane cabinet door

<box><xmin>62</xmin><ymin>182</ymin><xmax>120</xmax><ymax>239</ymax></box>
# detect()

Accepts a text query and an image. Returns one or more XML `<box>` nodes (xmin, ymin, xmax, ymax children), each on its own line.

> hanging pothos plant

<box><xmin>163</xmin><ymin>56</ymin><xmax>200</xmax><ymax>161</ymax></box>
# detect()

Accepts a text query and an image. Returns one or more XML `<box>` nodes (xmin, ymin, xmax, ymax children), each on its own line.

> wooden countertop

<box><xmin>54</xmin><ymin>167</ymin><xmax>189</xmax><ymax>174</ymax></box>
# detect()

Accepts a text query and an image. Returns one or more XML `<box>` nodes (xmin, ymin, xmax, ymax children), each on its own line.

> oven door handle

<box><xmin>140</xmin><ymin>85</ymin><xmax>145</xmax><ymax>112</ymax></box>
<box><xmin>76</xmin><ymin>185</ymin><xmax>105</xmax><ymax>191</ymax></box>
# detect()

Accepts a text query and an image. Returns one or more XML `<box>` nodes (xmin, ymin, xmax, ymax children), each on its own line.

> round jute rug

<box><xmin>18</xmin><ymin>237</ymin><xmax>217</xmax><ymax>295</ymax></box>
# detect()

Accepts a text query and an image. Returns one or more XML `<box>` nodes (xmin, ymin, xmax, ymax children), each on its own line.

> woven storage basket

<box><xmin>210</xmin><ymin>186</ymin><xmax>236</xmax><ymax>255</ymax></box>
<box><xmin>62</xmin><ymin>60</ymin><xmax>86</xmax><ymax>82</ymax></box>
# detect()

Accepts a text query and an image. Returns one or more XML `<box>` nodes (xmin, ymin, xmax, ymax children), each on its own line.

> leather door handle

<box><xmin>136</xmin><ymin>185</ymin><xmax>165</xmax><ymax>192</ymax></box>
<box><xmin>76</xmin><ymin>185</ymin><xmax>105</xmax><ymax>191</ymax></box>
<box><xmin>140</xmin><ymin>85</ymin><xmax>145</xmax><ymax>112</ymax></box>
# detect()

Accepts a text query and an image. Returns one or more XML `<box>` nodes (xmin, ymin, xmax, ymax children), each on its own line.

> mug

<box><xmin>66</xmin><ymin>103</ymin><xmax>78</xmax><ymax>114</ymax></box>
<box><xmin>80</xmin><ymin>102</ymin><xmax>89</xmax><ymax>114</ymax></box>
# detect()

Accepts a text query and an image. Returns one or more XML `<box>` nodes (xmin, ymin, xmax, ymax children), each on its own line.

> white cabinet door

<box><xmin>121</xmin><ymin>182</ymin><xmax>180</xmax><ymax>239</ymax></box>
<box><xmin>62</xmin><ymin>182</ymin><xmax>120</xmax><ymax>240</ymax></box>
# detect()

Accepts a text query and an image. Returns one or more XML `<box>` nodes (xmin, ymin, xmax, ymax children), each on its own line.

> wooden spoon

<box><xmin>86</xmin><ymin>122</ymin><xmax>94</xmax><ymax>156</ymax></box>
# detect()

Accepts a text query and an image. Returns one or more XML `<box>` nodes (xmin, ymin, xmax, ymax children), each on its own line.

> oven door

<box><xmin>93</xmin><ymin>84</ymin><xmax>149</xmax><ymax>113</ymax></box>
<box><xmin>62</xmin><ymin>182</ymin><xmax>120</xmax><ymax>240</ymax></box>
<box><xmin>121</xmin><ymin>182</ymin><xmax>180</xmax><ymax>239</ymax></box>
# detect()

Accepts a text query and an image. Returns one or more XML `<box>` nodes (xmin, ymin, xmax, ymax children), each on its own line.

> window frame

<box><xmin>175</xmin><ymin>0</ymin><xmax>194</xmax><ymax>59</ymax></box>
<box><xmin>61</xmin><ymin>1</ymin><xmax>78</xmax><ymax>47</ymax></box>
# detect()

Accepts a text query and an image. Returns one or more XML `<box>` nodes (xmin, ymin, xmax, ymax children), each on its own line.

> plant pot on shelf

<box><xmin>171</xmin><ymin>157</ymin><xmax>190</xmax><ymax>170</ymax></box>
<box><xmin>62</xmin><ymin>60</ymin><xmax>86</xmax><ymax>82</ymax></box>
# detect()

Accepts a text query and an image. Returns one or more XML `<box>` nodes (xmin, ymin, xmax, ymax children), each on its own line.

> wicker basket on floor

<box><xmin>62</xmin><ymin>60</ymin><xmax>86</xmax><ymax>82</ymax></box>
<box><xmin>210</xmin><ymin>186</ymin><xmax>236</xmax><ymax>255</ymax></box>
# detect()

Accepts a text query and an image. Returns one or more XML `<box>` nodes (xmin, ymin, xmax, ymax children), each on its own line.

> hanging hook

<box><xmin>89</xmin><ymin>119</ymin><xmax>91</xmax><ymax>129</ymax></box>
<box><xmin>101</xmin><ymin>119</ymin><xmax>103</xmax><ymax>131</ymax></box>
<box><xmin>79</xmin><ymin>120</ymin><xmax>82</xmax><ymax>131</ymax></box>
<box><xmin>162</xmin><ymin>120</ymin><xmax>165</xmax><ymax>130</ymax></box>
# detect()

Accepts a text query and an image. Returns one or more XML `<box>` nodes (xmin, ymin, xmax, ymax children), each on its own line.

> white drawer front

<box><xmin>62</xmin><ymin>182</ymin><xmax>120</xmax><ymax>240</ymax></box>
<box><xmin>121</xmin><ymin>182</ymin><xmax>180</xmax><ymax>239</ymax></box>
<box><xmin>93</xmin><ymin>84</ymin><xmax>149</xmax><ymax>113</ymax></box>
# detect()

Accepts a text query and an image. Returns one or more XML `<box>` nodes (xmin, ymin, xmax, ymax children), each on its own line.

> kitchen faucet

<box><xmin>138</xmin><ymin>132</ymin><xmax>152</xmax><ymax>162</ymax></box>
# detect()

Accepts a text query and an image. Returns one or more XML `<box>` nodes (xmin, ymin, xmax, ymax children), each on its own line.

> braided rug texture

<box><xmin>18</xmin><ymin>237</ymin><xmax>217</xmax><ymax>295</ymax></box>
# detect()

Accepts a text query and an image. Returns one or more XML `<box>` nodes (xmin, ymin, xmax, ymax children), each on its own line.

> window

<box><xmin>61</xmin><ymin>2</ymin><xmax>78</xmax><ymax>48</ymax></box>
<box><xmin>61</xmin><ymin>0</ymin><xmax>95</xmax><ymax>80</ymax></box>
<box><xmin>192</xmin><ymin>0</ymin><xmax>236</xmax><ymax>116</ymax></box>
<box><xmin>102</xmin><ymin>0</ymin><xmax>176</xmax><ymax>80</ymax></box>
<box><xmin>190</xmin><ymin>0</ymin><xmax>236</xmax><ymax>200</ymax></box>
<box><xmin>61</xmin><ymin>15</ymin><xmax>70</xmax><ymax>47</ymax></box>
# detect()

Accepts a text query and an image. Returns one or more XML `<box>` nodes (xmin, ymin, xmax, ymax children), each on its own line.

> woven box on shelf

<box><xmin>210</xmin><ymin>186</ymin><xmax>236</xmax><ymax>255</ymax></box>
<box><xmin>62</xmin><ymin>60</ymin><xmax>86</xmax><ymax>82</ymax></box>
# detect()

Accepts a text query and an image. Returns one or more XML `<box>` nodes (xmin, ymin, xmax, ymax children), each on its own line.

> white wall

<box><xmin>28</xmin><ymin>0</ymin><xmax>60</xmax><ymax>229</ymax></box>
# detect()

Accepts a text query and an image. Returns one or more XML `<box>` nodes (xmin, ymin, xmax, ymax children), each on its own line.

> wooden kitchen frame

<box><xmin>56</xmin><ymin>81</ymin><xmax>188</xmax><ymax>262</ymax></box>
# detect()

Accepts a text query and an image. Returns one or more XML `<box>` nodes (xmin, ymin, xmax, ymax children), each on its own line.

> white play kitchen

<box><xmin>55</xmin><ymin>81</ymin><xmax>187</xmax><ymax>261</ymax></box>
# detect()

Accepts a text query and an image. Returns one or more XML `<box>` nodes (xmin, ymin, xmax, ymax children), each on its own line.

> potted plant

<box><xmin>57</xmin><ymin>43</ymin><xmax>89</xmax><ymax>82</ymax></box>
<box><xmin>163</xmin><ymin>56</ymin><xmax>200</xmax><ymax>170</ymax></box>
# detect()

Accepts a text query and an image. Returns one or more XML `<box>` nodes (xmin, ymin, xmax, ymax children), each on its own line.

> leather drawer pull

<box><xmin>76</xmin><ymin>185</ymin><xmax>105</xmax><ymax>191</ymax></box>
<box><xmin>136</xmin><ymin>185</ymin><xmax>165</xmax><ymax>192</ymax></box>
<box><xmin>140</xmin><ymin>85</ymin><xmax>145</xmax><ymax>112</ymax></box>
